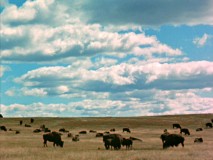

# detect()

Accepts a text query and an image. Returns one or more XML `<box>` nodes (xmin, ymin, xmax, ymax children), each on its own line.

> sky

<box><xmin>0</xmin><ymin>0</ymin><xmax>213</xmax><ymax>117</ymax></box>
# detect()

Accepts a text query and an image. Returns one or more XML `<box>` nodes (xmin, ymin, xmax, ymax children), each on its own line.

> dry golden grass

<box><xmin>0</xmin><ymin>114</ymin><xmax>213</xmax><ymax>160</ymax></box>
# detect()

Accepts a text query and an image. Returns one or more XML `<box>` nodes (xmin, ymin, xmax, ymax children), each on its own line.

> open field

<box><xmin>0</xmin><ymin>114</ymin><xmax>213</xmax><ymax>160</ymax></box>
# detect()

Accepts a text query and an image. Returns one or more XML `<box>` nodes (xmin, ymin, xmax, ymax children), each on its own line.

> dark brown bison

<box><xmin>180</xmin><ymin>128</ymin><xmax>190</xmax><ymax>135</ymax></box>
<box><xmin>79</xmin><ymin>131</ymin><xmax>87</xmax><ymax>134</ymax></box>
<box><xmin>44</xmin><ymin>128</ymin><xmax>51</xmax><ymax>132</ymax></box>
<box><xmin>19</xmin><ymin>120</ymin><xmax>23</xmax><ymax>125</ymax></box>
<box><xmin>33</xmin><ymin>129</ymin><xmax>42</xmax><ymax>133</ymax></box>
<box><xmin>123</xmin><ymin>128</ymin><xmax>131</xmax><ymax>133</ymax></box>
<box><xmin>206</xmin><ymin>123</ymin><xmax>212</xmax><ymax>128</ymax></box>
<box><xmin>110</xmin><ymin>128</ymin><xmax>115</xmax><ymax>132</ymax></box>
<box><xmin>25</xmin><ymin>124</ymin><xmax>31</xmax><ymax>127</ymax></box>
<box><xmin>173</xmin><ymin>123</ymin><xmax>181</xmax><ymax>129</ymax></box>
<box><xmin>43</xmin><ymin>132</ymin><xmax>64</xmax><ymax>147</ymax></box>
<box><xmin>0</xmin><ymin>126</ymin><xmax>7</xmax><ymax>131</ymax></box>
<box><xmin>194</xmin><ymin>138</ymin><xmax>203</xmax><ymax>143</ymax></box>
<box><xmin>59</xmin><ymin>128</ymin><xmax>69</xmax><ymax>132</ymax></box>
<box><xmin>162</xmin><ymin>134</ymin><xmax>184</xmax><ymax>149</ymax></box>
<box><xmin>196</xmin><ymin>128</ymin><xmax>203</xmax><ymax>131</ymax></box>
<box><xmin>89</xmin><ymin>130</ymin><xmax>97</xmax><ymax>133</ymax></box>
<box><xmin>15</xmin><ymin>130</ymin><xmax>20</xmax><ymax>134</ymax></box>
<box><xmin>122</xmin><ymin>138</ymin><xmax>133</xmax><ymax>149</ymax></box>
<box><xmin>103</xmin><ymin>134</ymin><xmax>123</xmax><ymax>150</ymax></box>
<box><xmin>160</xmin><ymin>132</ymin><xmax>170</xmax><ymax>143</ymax></box>
<box><xmin>67</xmin><ymin>133</ymin><xmax>73</xmax><ymax>137</ymax></box>
<box><xmin>72</xmin><ymin>135</ymin><xmax>79</xmax><ymax>141</ymax></box>
<box><xmin>30</xmin><ymin>118</ymin><xmax>34</xmax><ymax>123</ymax></box>
<box><xmin>96</xmin><ymin>133</ymin><xmax>103</xmax><ymax>137</ymax></box>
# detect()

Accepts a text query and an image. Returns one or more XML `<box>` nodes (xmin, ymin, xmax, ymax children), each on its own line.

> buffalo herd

<box><xmin>0</xmin><ymin>116</ymin><xmax>212</xmax><ymax>150</ymax></box>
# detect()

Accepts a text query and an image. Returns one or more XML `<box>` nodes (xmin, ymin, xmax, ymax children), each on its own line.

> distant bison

<box><xmin>0</xmin><ymin>126</ymin><xmax>7</xmax><ymax>131</ymax></box>
<box><xmin>180</xmin><ymin>128</ymin><xmax>190</xmax><ymax>135</ymax></box>
<box><xmin>25</xmin><ymin>124</ymin><xmax>31</xmax><ymax>127</ymax></box>
<box><xmin>122</xmin><ymin>138</ymin><xmax>133</xmax><ymax>149</ymax></box>
<box><xmin>72</xmin><ymin>135</ymin><xmax>79</xmax><ymax>142</ymax></box>
<box><xmin>89</xmin><ymin>130</ymin><xmax>96</xmax><ymax>133</ymax></box>
<box><xmin>33</xmin><ymin>129</ymin><xmax>42</xmax><ymax>133</ymax></box>
<box><xmin>79</xmin><ymin>131</ymin><xmax>87</xmax><ymax>134</ymax></box>
<box><xmin>173</xmin><ymin>123</ymin><xmax>181</xmax><ymax>129</ymax></box>
<box><xmin>30</xmin><ymin>118</ymin><xmax>34</xmax><ymax>123</ymax></box>
<box><xmin>196</xmin><ymin>128</ymin><xmax>203</xmax><ymax>132</ymax></box>
<box><xmin>43</xmin><ymin>132</ymin><xmax>64</xmax><ymax>147</ymax></box>
<box><xmin>206</xmin><ymin>123</ymin><xmax>212</xmax><ymax>128</ymax></box>
<box><xmin>59</xmin><ymin>128</ymin><xmax>69</xmax><ymax>132</ymax></box>
<box><xmin>67</xmin><ymin>133</ymin><xmax>73</xmax><ymax>137</ymax></box>
<box><xmin>15</xmin><ymin>130</ymin><xmax>20</xmax><ymax>134</ymax></box>
<box><xmin>103</xmin><ymin>134</ymin><xmax>123</xmax><ymax>150</ymax></box>
<box><xmin>194</xmin><ymin>138</ymin><xmax>203</xmax><ymax>143</ymax></box>
<box><xmin>96</xmin><ymin>133</ymin><xmax>103</xmax><ymax>137</ymax></box>
<box><xmin>19</xmin><ymin>120</ymin><xmax>23</xmax><ymax>125</ymax></box>
<box><xmin>110</xmin><ymin>128</ymin><xmax>115</xmax><ymax>132</ymax></box>
<box><xmin>161</xmin><ymin>134</ymin><xmax>184</xmax><ymax>149</ymax></box>
<box><xmin>123</xmin><ymin>128</ymin><xmax>131</xmax><ymax>133</ymax></box>
<box><xmin>44</xmin><ymin>128</ymin><xmax>51</xmax><ymax>132</ymax></box>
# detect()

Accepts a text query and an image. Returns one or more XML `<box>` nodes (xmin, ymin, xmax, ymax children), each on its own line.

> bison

<box><xmin>79</xmin><ymin>131</ymin><xmax>87</xmax><ymax>134</ymax></box>
<box><xmin>96</xmin><ymin>133</ymin><xmax>103</xmax><ymax>137</ymax></box>
<box><xmin>206</xmin><ymin>123</ymin><xmax>212</xmax><ymax>128</ymax></box>
<box><xmin>122</xmin><ymin>138</ymin><xmax>133</xmax><ymax>149</ymax></box>
<box><xmin>30</xmin><ymin>118</ymin><xmax>34</xmax><ymax>123</ymax></box>
<box><xmin>173</xmin><ymin>123</ymin><xmax>181</xmax><ymax>129</ymax></box>
<box><xmin>0</xmin><ymin>126</ymin><xmax>7</xmax><ymax>131</ymax></box>
<box><xmin>72</xmin><ymin>135</ymin><xmax>79</xmax><ymax>142</ymax></box>
<box><xmin>110</xmin><ymin>128</ymin><xmax>115</xmax><ymax>132</ymax></box>
<box><xmin>33</xmin><ymin>129</ymin><xmax>42</xmax><ymax>133</ymax></box>
<box><xmin>161</xmin><ymin>134</ymin><xmax>184</xmax><ymax>149</ymax></box>
<box><xmin>103</xmin><ymin>134</ymin><xmax>123</xmax><ymax>150</ymax></box>
<box><xmin>123</xmin><ymin>128</ymin><xmax>131</xmax><ymax>133</ymax></box>
<box><xmin>59</xmin><ymin>128</ymin><xmax>69</xmax><ymax>132</ymax></box>
<box><xmin>43</xmin><ymin>132</ymin><xmax>64</xmax><ymax>147</ymax></box>
<box><xmin>89</xmin><ymin>130</ymin><xmax>97</xmax><ymax>133</ymax></box>
<box><xmin>67</xmin><ymin>133</ymin><xmax>73</xmax><ymax>137</ymax></box>
<box><xmin>196</xmin><ymin>128</ymin><xmax>203</xmax><ymax>132</ymax></box>
<box><xmin>25</xmin><ymin>124</ymin><xmax>31</xmax><ymax>127</ymax></box>
<box><xmin>194</xmin><ymin>138</ymin><xmax>203</xmax><ymax>143</ymax></box>
<box><xmin>19</xmin><ymin>120</ymin><xmax>23</xmax><ymax>125</ymax></box>
<box><xmin>180</xmin><ymin>128</ymin><xmax>190</xmax><ymax>135</ymax></box>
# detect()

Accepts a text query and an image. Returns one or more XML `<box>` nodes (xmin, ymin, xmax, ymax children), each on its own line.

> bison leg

<box><xmin>181</xmin><ymin>142</ymin><xmax>184</xmax><ymax>147</ymax></box>
<box><xmin>43</xmin><ymin>140</ymin><xmax>47</xmax><ymax>147</ymax></box>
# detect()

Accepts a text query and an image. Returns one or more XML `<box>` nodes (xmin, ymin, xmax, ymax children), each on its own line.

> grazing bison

<box><xmin>19</xmin><ymin>120</ymin><xmax>23</xmax><ymax>125</ymax></box>
<box><xmin>173</xmin><ymin>123</ymin><xmax>181</xmax><ymax>129</ymax></box>
<box><xmin>103</xmin><ymin>134</ymin><xmax>123</xmax><ymax>150</ymax></box>
<box><xmin>0</xmin><ymin>126</ymin><xmax>7</xmax><ymax>131</ymax></box>
<box><xmin>206</xmin><ymin>123</ymin><xmax>212</xmax><ymax>128</ymax></box>
<box><xmin>180</xmin><ymin>128</ymin><xmax>190</xmax><ymax>135</ymax></box>
<box><xmin>43</xmin><ymin>132</ymin><xmax>64</xmax><ymax>147</ymax></box>
<box><xmin>96</xmin><ymin>133</ymin><xmax>103</xmax><ymax>137</ymax></box>
<box><xmin>123</xmin><ymin>128</ymin><xmax>131</xmax><ymax>133</ymax></box>
<box><xmin>79</xmin><ymin>131</ymin><xmax>87</xmax><ymax>134</ymax></box>
<box><xmin>25</xmin><ymin>124</ymin><xmax>31</xmax><ymax>127</ymax></box>
<box><xmin>122</xmin><ymin>138</ymin><xmax>133</xmax><ymax>149</ymax></box>
<box><xmin>15</xmin><ymin>130</ymin><xmax>20</xmax><ymax>134</ymax></box>
<box><xmin>89</xmin><ymin>130</ymin><xmax>97</xmax><ymax>133</ymax></box>
<box><xmin>162</xmin><ymin>134</ymin><xmax>184</xmax><ymax>149</ymax></box>
<box><xmin>59</xmin><ymin>128</ymin><xmax>69</xmax><ymax>132</ymax></box>
<box><xmin>194</xmin><ymin>138</ymin><xmax>203</xmax><ymax>143</ymax></box>
<box><xmin>196</xmin><ymin>128</ymin><xmax>203</xmax><ymax>132</ymax></box>
<box><xmin>33</xmin><ymin>129</ymin><xmax>42</xmax><ymax>133</ymax></box>
<box><xmin>44</xmin><ymin>128</ymin><xmax>51</xmax><ymax>132</ymax></box>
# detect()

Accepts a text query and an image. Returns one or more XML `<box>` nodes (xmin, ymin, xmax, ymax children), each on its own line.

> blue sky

<box><xmin>0</xmin><ymin>0</ymin><xmax>213</xmax><ymax>117</ymax></box>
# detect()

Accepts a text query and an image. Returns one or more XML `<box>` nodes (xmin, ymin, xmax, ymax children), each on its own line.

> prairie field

<box><xmin>0</xmin><ymin>114</ymin><xmax>213</xmax><ymax>160</ymax></box>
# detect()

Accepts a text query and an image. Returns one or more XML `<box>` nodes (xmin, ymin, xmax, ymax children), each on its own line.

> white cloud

<box><xmin>193</xmin><ymin>33</ymin><xmax>210</xmax><ymax>47</ymax></box>
<box><xmin>0</xmin><ymin>65</ymin><xmax>10</xmax><ymax>77</ymax></box>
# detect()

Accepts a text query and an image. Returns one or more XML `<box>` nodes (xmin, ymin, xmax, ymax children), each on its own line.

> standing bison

<box><xmin>173</xmin><ymin>123</ymin><xmax>181</xmax><ymax>129</ymax></box>
<box><xmin>123</xmin><ymin>128</ymin><xmax>131</xmax><ymax>133</ymax></box>
<box><xmin>43</xmin><ymin>132</ymin><xmax>64</xmax><ymax>147</ymax></box>
<box><xmin>180</xmin><ymin>128</ymin><xmax>190</xmax><ymax>135</ymax></box>
<box><xmin>161</xmin><ymin>134</ymin><xmax>185</xmax><ymax>149</ymax></box>
<box><xmin>103</xmin><ymin>134</ymin><xmax>123</xmax><ymax>150</ymax></box>
<box><xmin>122</xmin><ymin>138</ymin><xmax>133</xmax><ymax>149</ymax></box>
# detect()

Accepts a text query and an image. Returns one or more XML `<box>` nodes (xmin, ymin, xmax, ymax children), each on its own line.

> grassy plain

<box><xmin>0</xmin><ymin>114</ymin><xmax>213</xmax><ymax>160</ymax></box>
